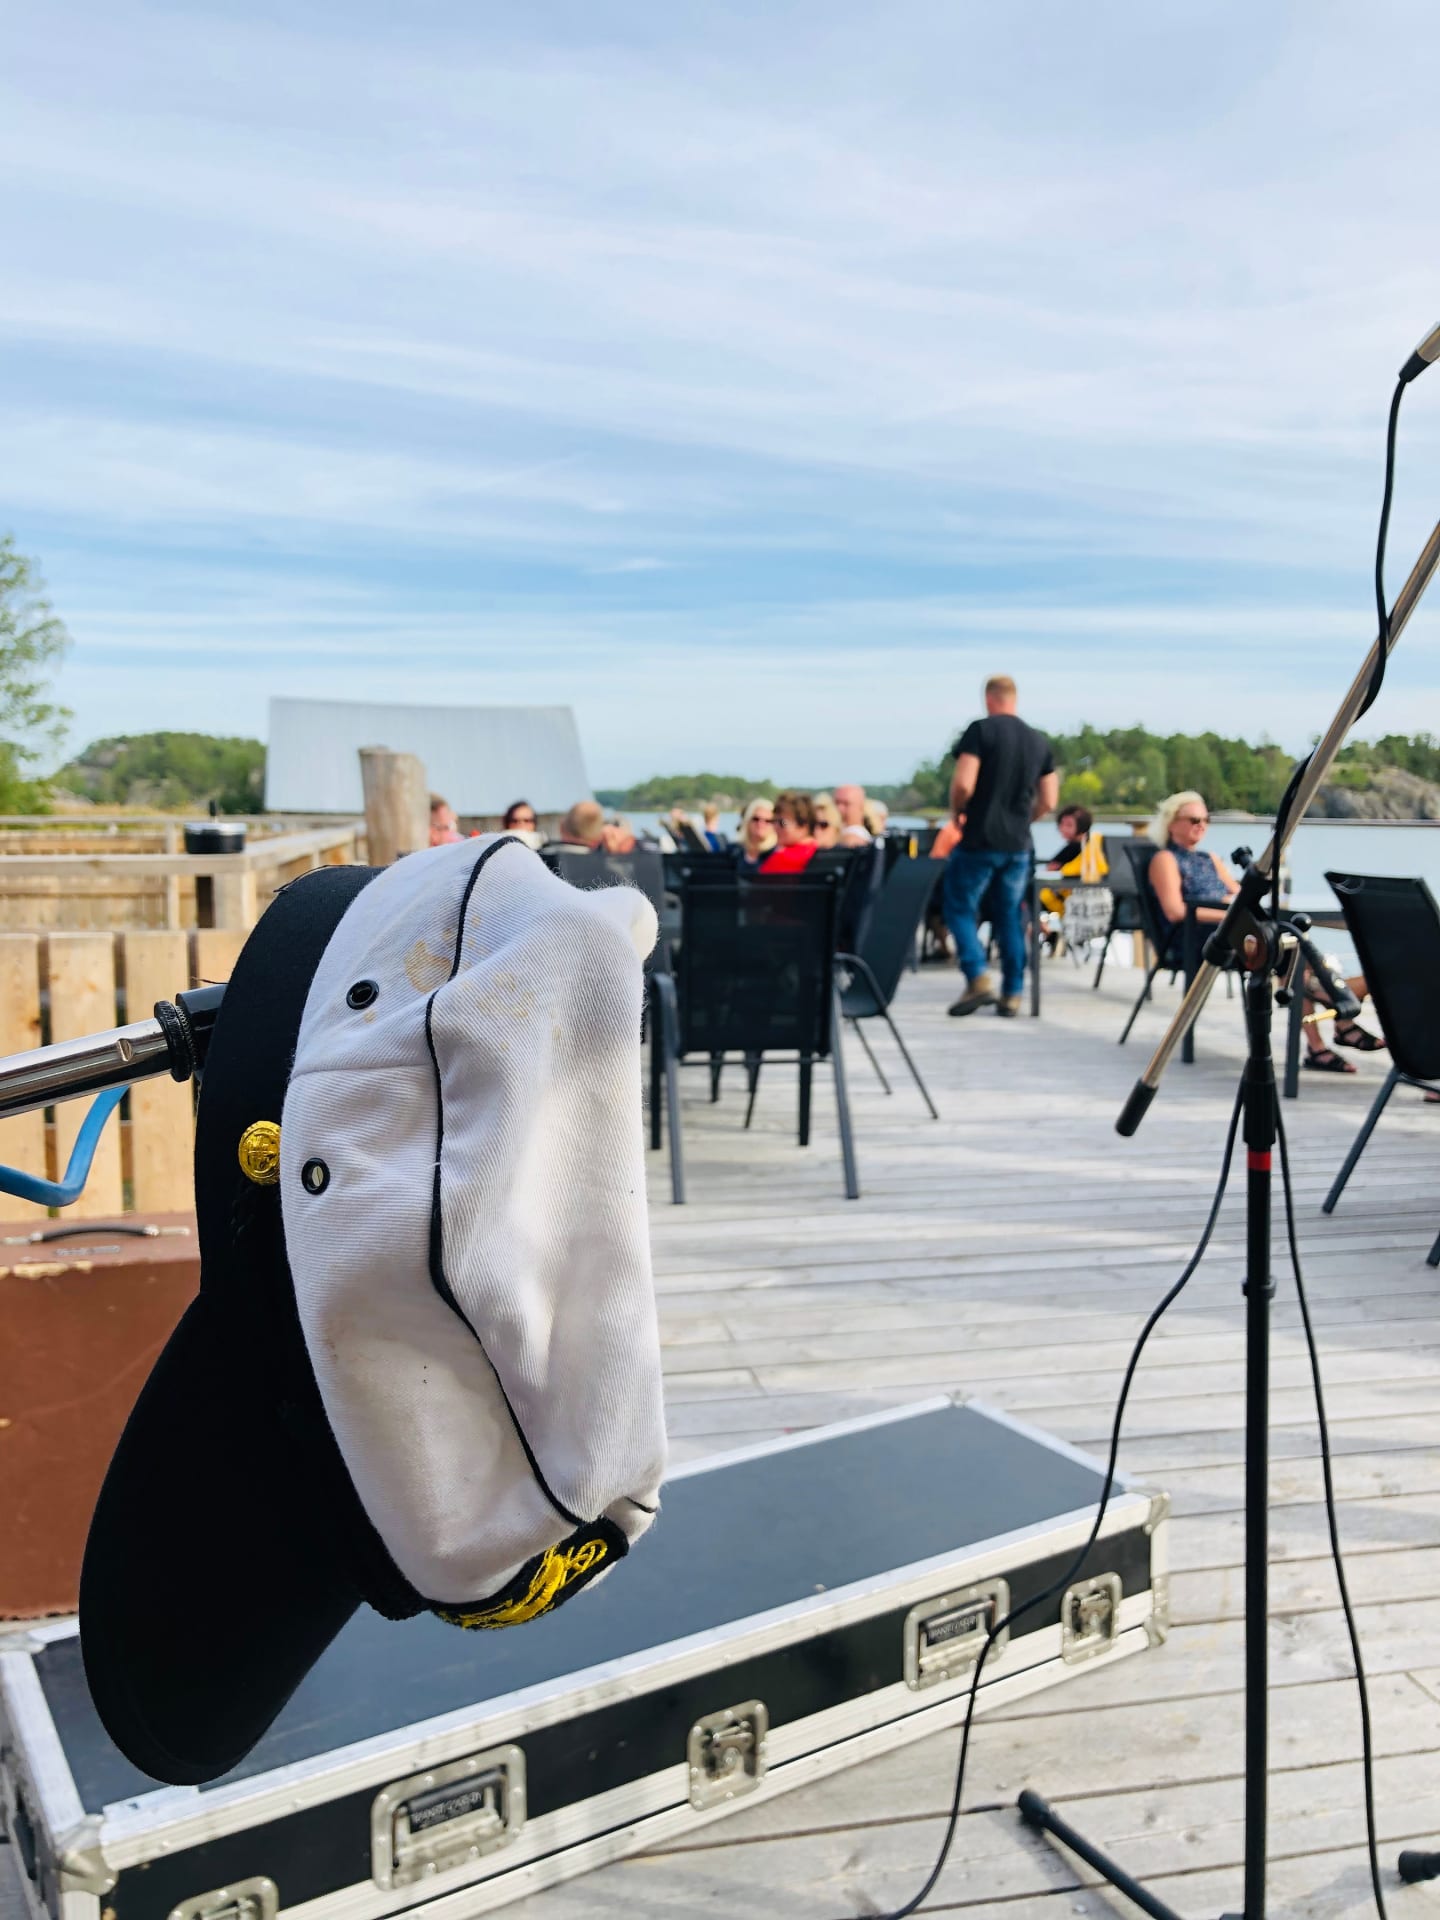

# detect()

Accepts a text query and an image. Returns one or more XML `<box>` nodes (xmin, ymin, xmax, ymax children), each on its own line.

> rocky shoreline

<box><xmin>1309</xmin><ymin>768</ymin><xmax>1440</xmax><ymax>820</ymax></box>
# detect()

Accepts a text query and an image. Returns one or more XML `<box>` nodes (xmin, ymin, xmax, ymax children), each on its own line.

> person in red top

<box><xmin>760</xmin><ymin>792</ymin><xmax>820</xmax><ymax>874</ymax></box>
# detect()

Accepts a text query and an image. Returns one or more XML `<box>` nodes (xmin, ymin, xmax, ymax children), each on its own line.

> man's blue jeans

<box><xmin>942</xmin><ymin>848</ymin><xmax>1031</xmax><ymax>996</ymax></box>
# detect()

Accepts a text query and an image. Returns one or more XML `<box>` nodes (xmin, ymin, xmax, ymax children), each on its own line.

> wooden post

<box><xmin>359</xmin><ymin>747</ymin><xmax>429</xmax><ymax>865</ymax></box>
<box><xmin>123</xmin><ymin>931</ymin><xmax>194</xmax><ymax>1213</ymax></box>
<box><xmin>0</xmin><ymin>937</ymin><xmax>46</xmax><ymax>1210</ymax></box>
<box><xmin>162</xmin><ymin>821</ymin><xmax>181</xmax><ymax>929</ymax></box>
<box><xmin>212</xmin><ymin>865</ymin><xmax>259</xmax><ymax>930</ymax></box>
<box><xmin>191</xmin><ymin>928</ymin><xmax>249</xmax><ymax>990</ymax></box>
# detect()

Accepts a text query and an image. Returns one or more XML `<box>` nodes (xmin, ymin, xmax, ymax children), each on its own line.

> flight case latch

<box><xmin>688</xmin><ymin>1699</ymin><xmax>769</xmax><ymax>1810</ymax></box>
<box><xmin>370</xmin><ymin>1746</ymin><xmax>526</xmax><ymax>1889</ymax></box>
<box><xmin>1060</xmin><ymin>1572</ymin><xmax>1123</xmax><ymax>1662</ymax></box>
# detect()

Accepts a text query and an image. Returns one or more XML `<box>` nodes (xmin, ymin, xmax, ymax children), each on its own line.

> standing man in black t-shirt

<box><xmin>943</xmin><ymin>674</ymin><xmax>1058</xmax><ymax>1017</ymax></box>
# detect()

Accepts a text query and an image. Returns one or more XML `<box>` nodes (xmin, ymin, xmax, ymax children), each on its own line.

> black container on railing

<box><xmin>183</xmin><ymin>822</ymin><xmax>246</xmax><ymax>856</ymax></box>
<box><xmin>184</xmin><ymin>822</ymin><xmax>247</xmax><ymax>926</ymax></box>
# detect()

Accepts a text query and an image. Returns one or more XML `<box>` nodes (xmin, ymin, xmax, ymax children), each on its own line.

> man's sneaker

<box><xmin>948</xmin><ymin>974</ymin><xmax>997</xmax><ymax>1017</ymax></box>
<box><xmin>995</xmin><ymin>995</ymin><xmax>1023</xmax><ymax>1019</ymax></box>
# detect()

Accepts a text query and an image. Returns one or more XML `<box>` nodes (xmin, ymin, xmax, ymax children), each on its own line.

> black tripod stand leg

<box><xmin>1017</xmin><ymin>1792</ymin><xmax>1185</xmax><ymax>1920</ymax></box>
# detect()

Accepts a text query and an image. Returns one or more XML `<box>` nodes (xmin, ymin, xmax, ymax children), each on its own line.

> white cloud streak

<box><xmin>6</xmin><ymin>0</ymin><xmax>1440</xmax><ymax>778</ymax></box>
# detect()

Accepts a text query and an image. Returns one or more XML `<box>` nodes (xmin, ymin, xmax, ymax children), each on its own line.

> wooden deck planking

<box><xmin>508</xmin><ymin>957</ymin><xmax>1438</xmax><ymax>1919</ymax></box>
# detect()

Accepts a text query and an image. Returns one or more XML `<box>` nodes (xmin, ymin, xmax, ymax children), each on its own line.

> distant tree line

<box><xmin>604</xmin><ymin>730</ymin><xmax>1440</xmax><ymax>820</ymax></box>
<box><xmin>896</xmin><ymin>726</ymin><xmax>1440</xmax><ymax>816</ymax></box>
<box><xmin>596</xmin><ymin>772</ymin><xmax>781</xmax><ymax>810</ymax></box>
<box><xmin>54</xmin><ymin>733</ymin><xmax>266</xmax><ymax>814</ymax></box>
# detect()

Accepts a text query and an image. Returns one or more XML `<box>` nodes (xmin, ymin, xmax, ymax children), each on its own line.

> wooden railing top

<box><xmin>0</xmin><ymin>813</ymin><xmax>345</xmax><ymax>830</ymax></box>
<box><xmin>0</xmin><ymin>822</ymin><xmax>364</xmax><ymax>877</ymax></box>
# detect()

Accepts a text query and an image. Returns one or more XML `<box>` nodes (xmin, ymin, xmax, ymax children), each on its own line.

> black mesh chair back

<box><xmin>811</xmin><ymin>842</ymin><xmax>886</xmax><ymax>952</ymax></box>
<box><xmin>832</xmin><ymin>854</ymin><xmax>940</xmax><ymax>1118</ymax></box>
<box><xmin>842</xmin><ymin>855</ymin><xmax>938</xmax><ymax>1015</ymax></box>
<box><xmin>540</xmin><ymin>846</ymin><xmax>669</xmax><ymax>970</ymax></box>
<box><xmin>1118</xmin><ymin>838</ymin><xmax>1171</xmax><ymax>954</ymax></box>
<box><xmin>1104</xmin><ymin>838</ymin><xmax>1145</xmax><ymax>933</ymax></box>
<box><xmin>663</xmin><ymin>849</ymin><xmax>735</xmax><ymax>892</ymax></box>
<box><xmin>1325</xmin><ymin>872</ymin><xmax>1440</xmax><ymax>1082</ymax></box>
<box><xmin>676</xmin><ymin>872</ymin><xmax>841</xmax><ymax>1059</ymax></box>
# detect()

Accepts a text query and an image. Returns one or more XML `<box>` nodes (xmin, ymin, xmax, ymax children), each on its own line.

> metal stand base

<box><xmin>1021</xmin><ymin>962</ymin><xmax>1279</xmax><ymax>1920</ymax></box>
<box><xmin>1019</xmin><ymin>1791</ymin><xmax>1185</xmax><ymax>1920</ymax></box>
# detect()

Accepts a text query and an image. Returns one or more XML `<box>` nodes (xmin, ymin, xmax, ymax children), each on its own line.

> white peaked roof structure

<box><xmin>265</xmin><ymin>697</ymin><xmax>591</xmax><ymax>815</ymax></box>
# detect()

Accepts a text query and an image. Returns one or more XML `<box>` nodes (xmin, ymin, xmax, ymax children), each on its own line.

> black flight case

<box><xmin>0</xmin><ymin>1397</ymin><xmax>1169</xmax><ymax>1920</ymax></box>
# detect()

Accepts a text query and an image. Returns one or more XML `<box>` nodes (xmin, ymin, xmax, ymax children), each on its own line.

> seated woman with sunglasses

<box><xmin>736</xmin><ymin>798</ymin><xmax>778</xmax><ymax>868</ymax></box>
<box><xmin>760</xmin><ymin>791</ymin><xmax>820</xmax><ymax>874</ymax></box>
<box><xmin>1147</xmin><ymin>790</ymin><xmax>1239</xmax><ymax>924</ymax></box>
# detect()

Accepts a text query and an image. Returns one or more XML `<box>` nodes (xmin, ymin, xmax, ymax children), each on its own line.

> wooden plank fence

<box><xmin>0</xmin><ymin>928</ymin><xmax>249</xmax><ymax>1220</ymax></box>
<box><xmin>0</xmin><ymin>821</ymin><xmax>364</xmax><ymax>933</ymax></box>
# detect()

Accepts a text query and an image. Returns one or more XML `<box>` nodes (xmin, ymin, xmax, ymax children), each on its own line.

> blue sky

<box><xmin>7</xmin><ymin>1</ymin><xmax>1440</xmax><ymax>786</ymax></box>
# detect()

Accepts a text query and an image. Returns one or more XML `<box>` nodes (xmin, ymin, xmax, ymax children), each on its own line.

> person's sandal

<box><xmin>1304</xmin><ymin>1046</ymin><xmax>1356</xmax><ymax>1074</ymax></box>
<box><xmin>1333</xmin><ymin>1020</ymin><xmax>1386</xmax><ymax>1053</ymax></box>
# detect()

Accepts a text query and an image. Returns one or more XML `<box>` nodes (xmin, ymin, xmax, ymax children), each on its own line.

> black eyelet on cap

<box><xmin>301</xmin><ymin>1158</ymin><xmax>330</xmax><ymax>1195</ymax></box>
<box><xmin>346</xmin><ymin>980</ymin><xmax>379</xmax><ymax>1010</ymax></box>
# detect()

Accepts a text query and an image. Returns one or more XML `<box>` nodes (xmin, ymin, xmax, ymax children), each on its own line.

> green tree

<box><xmin>54</xmin><ymin>733</ymin><xmax>266</xmax><ymax>813</ymax></box>
<box><xmin>0</xmin><ymin>536</ymin><xmax>72</xmax><ymax>811</ymax></box>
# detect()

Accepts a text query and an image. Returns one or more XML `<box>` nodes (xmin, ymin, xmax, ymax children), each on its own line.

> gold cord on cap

<box><xmin>237</xmin><ymin>1120</ymin><xmax>282</xmax><ymax>1186</ymax></box>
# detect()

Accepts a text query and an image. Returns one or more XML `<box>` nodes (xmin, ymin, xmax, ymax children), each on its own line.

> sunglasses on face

<box><xmin>1177</xmin><ymin>814</ymin><xmax>1209</xmax><ymax>826</ymax></box>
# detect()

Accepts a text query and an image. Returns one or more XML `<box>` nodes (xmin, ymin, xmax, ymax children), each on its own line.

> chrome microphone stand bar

<box><xmin>1116</xmin><ymin>510</ymin><xmax>1440</xmax><ymax>1135</ymax></box>
<box><xmin>0</xmin><ymin>983</ymin><xmax>225</xmax><ymax>1122</ymax></box>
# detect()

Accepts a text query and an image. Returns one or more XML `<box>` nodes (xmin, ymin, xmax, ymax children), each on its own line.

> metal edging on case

<box><xmin>0</xmin><ymin>1652</ymin><xmax>87</xmax><ymax>1841</ymax></box>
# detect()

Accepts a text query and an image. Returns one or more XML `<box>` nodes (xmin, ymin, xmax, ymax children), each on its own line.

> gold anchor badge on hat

<box><xmin>237</xmin><ymin>1120</ymin><xmax>282</xmax><ymax>1186</ymax></box>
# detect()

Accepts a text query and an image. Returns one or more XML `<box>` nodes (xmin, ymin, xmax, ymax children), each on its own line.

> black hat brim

<box><xmin>78</xmin><ymin>1292</ymin><xmax>362</xmax><ymax>1784</ymax></box>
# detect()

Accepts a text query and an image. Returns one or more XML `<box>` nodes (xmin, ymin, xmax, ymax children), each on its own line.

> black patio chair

<box><xmin>1117</xmin><ymin>839</ymin><xmax>1202</xmax><ymax>1060</ymax></box>
<box><xmin>812</xmin><ymin>840</ymin><xmax>887</xmax><ymax>955</ymax></box>
<box><xmin>836</xmin><ymin>854</ymin><xmax>940</xmax><ymax>1117</ymax></box>
<box><xmin>662</xmin><ymin>849</ymin><xmax>734</xmax><ymax>891</ymax></box>
<box><xmin>650</xmin><ymin>869</ymin><xmax>857</xmax><ymax>1204</ymax></box>
<box><xmin>540</xmin><ymin>845</ymin><xmax>683</xmax><ymax>1116</ymax></box>
<box><xmin>1091</xmin><ymin>843</ymin><xmax>1144</xmax><ymax>988</ymax></box>
<box><xmin>1320</xmin><ymin>872</ymin><xmax>1440</xmax><ymax>1264</ymax></box>
<box><xmin>540</xmin><ymin>843</ymin><xmax>668</xmax><ymax>936</ymax></box>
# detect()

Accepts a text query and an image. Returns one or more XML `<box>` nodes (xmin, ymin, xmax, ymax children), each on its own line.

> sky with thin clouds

<box><xmin>7</xmin><ymin>1</ymin><xmax>1440</xmax><ymax>786</ymax></box>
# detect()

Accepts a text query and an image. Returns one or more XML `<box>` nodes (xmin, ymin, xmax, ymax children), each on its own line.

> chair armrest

<box><xmin>835</xmin><ymin>950</ymin><xmax>887</xmax><ymax>1015</ymax></box>
<box><xmin>650</xmin><ymin>969</ymin><xmax>681</xmax><ymax>1055</ymax></box>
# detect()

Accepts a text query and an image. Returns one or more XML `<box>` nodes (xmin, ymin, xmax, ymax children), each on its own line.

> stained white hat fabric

<box><xmin>280</xmin><ymin>834</ymin><xmax>666</xmax><ymax>1609</ymax></box>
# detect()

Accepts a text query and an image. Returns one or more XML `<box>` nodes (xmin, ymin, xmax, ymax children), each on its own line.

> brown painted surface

<box><xmin>0</xmin><ymin>1210</ymin><xmax>199</xmax><ymax>1617</ymax></box>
